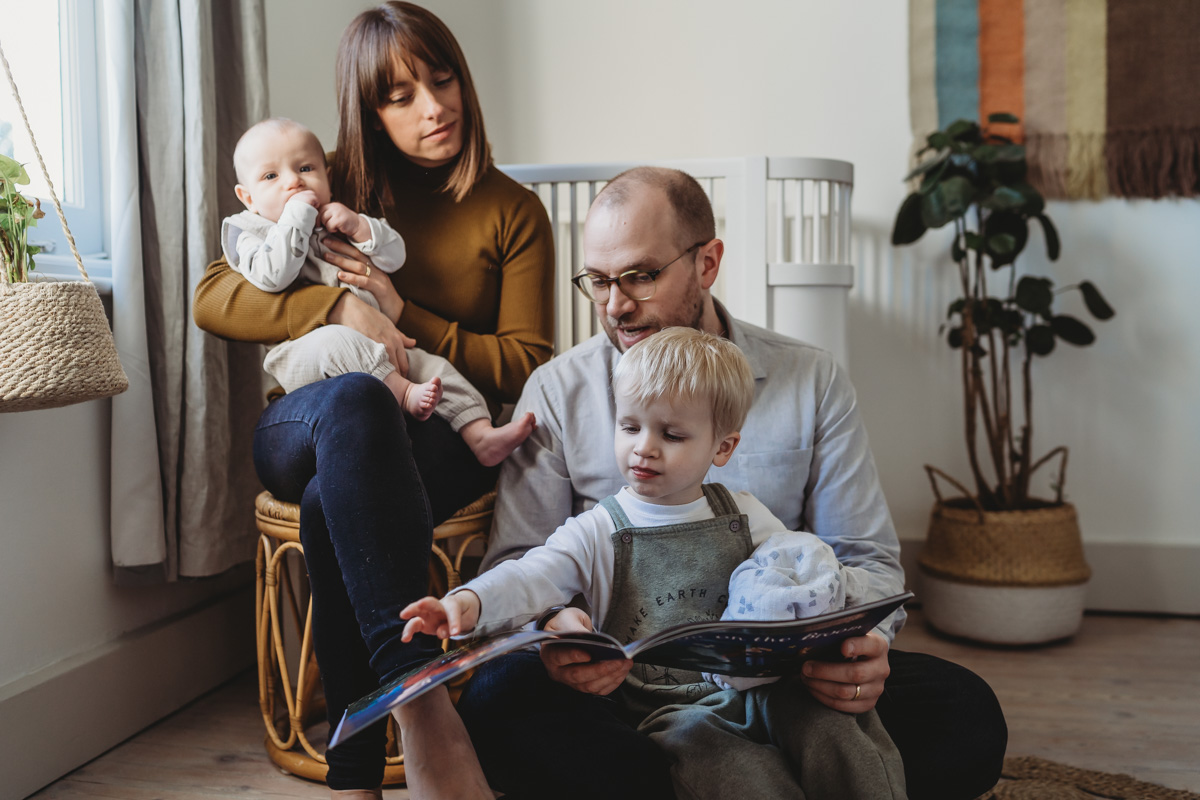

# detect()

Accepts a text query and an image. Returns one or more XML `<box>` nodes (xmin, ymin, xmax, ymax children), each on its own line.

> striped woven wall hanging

<box><xmin>909</xmin><ymin>0</ymin><xmax>1200</xmax><ymax>199</ymax></box>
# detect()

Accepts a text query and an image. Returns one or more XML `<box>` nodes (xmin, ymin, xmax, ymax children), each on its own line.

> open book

<box><xmin>329</xmin><ymin>591</ymin><xmax>912</xmax><ymax>749</ymax></box>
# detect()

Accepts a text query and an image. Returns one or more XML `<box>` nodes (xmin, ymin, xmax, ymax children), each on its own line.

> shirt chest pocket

<box><xmin>709</xmin><ymin>448</ymin><xmax>813</xmax><ymax>530</ymax></box>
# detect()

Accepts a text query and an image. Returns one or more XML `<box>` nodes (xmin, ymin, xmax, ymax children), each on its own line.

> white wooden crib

<box><xmin>499</xmin><ymin>157</ymin><xmax>856</xmax><ymax>366</ymax></box>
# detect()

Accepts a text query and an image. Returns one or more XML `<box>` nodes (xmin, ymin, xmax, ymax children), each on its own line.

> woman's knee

<box><xmin>312</xmin><ymin>373</ymin><xmax>410</xmax><ymax>448</ymax></box>
<box><xmin>322</xmin><ymin>372</ymin><xmax>398</xmax><ymax>418</ymax></box>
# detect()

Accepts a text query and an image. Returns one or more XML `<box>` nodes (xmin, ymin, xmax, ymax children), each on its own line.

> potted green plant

<box><xmin>891</xmin><ymin>113</ymin><xmax>1114</xmax><ymax>644</ymax></box>
<box><xmin>0</xmin><ymin>153</ymin><xmax>44</xmax><ymax>282</ymax></box>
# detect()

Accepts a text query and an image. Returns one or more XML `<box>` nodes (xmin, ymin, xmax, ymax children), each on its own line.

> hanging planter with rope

<box><xmin>0</xmin><ymin>36</ymin><xmax>128</xmax><ymax>412</ymax></box>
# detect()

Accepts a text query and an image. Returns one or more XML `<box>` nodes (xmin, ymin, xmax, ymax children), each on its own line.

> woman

<box><xmin>194</xmin><ymin>4</ymin><xmax>554</xmax><ymax>798</ymax></box>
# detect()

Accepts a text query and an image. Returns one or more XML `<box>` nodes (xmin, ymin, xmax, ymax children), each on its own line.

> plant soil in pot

<box><xmin>918</xmin><ymin>499</ymin><xmax>1091</xmax><ymax>644</ymax></box>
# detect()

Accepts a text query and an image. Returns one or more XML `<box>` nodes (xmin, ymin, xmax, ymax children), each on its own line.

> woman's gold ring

<box><xmin>852</xmin><ymin>684</ymin><xmax>861</xmax><ymax>701</ymax></box>
<box><xmin>365</xmin><ymin>265</ymin><xmax>371</xmax><ymax>278</ymax></box>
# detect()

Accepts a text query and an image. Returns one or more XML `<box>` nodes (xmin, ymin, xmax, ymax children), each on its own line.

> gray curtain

<box><xmin>110</xmin><ymin>0</ymin><xmax>268</xmax><ymax>580</ymax></box>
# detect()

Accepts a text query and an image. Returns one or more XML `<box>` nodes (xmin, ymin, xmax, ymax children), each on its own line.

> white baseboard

<box><xmin>0</xmin><ymin>586</ymin><xmax>255</xmax><ymax>800</ymax></box>
<box><xmin>899</xmin><ymin>539</ymin><xmax>1200</xmax><ymax>616</ymax></box>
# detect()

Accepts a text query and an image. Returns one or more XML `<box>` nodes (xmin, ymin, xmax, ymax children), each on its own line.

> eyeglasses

<box><xmin>570</xmin><ymin>241</ymin><xmax>709</xmax><ymax>304</ymax></box>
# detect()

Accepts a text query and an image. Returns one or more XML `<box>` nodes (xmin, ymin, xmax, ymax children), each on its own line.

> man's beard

<box><xmin>599</xmin><ymin>276</ymin><xmax>705</xmax><ymax>352</ymax></box>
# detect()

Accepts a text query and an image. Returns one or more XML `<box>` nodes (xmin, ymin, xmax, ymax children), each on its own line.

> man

<box><xmin>456</xmin><ymin>167</ymin><xmax>1006</xmax><ymax>800</ymax></box>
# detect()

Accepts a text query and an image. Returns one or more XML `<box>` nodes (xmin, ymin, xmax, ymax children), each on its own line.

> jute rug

<box><xmin>980</xmin><ymin>756</ymin><xmax>1200</xmax><ymax>800</ymax></box>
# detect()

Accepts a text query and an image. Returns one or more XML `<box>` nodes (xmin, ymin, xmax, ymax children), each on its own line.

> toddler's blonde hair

<box><xmin>613</xmin><ymin>327</ymin><xmax>755</xmax><ymax>436</ymax></box>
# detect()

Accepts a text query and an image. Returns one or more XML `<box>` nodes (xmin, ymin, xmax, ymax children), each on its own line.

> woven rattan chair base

<box><xmin>253</xmin><ymin>488</ymin><xmax>495</xmax><ymax>785</ymax></box>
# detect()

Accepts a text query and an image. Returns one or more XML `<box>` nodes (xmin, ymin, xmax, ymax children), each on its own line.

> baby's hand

<box><xmin>319</xmin><ymin>202</ymin><xmax>369</xmax><ymax>242</ymax></box>
<box><xmin>400</xmin><ymin>591</ymin><xmax>481</xmax><ymax>641</ymax></box>
<box><xmin>290</xmin><ymin>190</ymin><xmax>321</xmax><ymax>209</ymax></box>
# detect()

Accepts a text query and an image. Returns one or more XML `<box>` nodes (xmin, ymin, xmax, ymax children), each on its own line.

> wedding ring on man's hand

<box><xmin>365</xmin><ymin>265</ymin><xmax>371</xmax><ymax>278</ymax></box>
<box><xmin>853</xmin><ymin>684</ymin><xmax>861</xmax><ymax>701</ymax></box>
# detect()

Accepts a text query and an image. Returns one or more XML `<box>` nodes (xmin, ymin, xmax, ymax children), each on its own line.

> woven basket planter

<box><xmin>0</xmin><ymin>279</ymin><xmax>129</xmax><ymax>412</ymax></box>
<box><xmin>918</xmin><ymin>501</ymin><xmax>1091</xmax><ymax>644</ymax></box>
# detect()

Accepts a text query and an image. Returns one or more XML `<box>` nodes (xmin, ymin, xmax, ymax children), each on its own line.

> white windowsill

<box><xmin>28</xmin><ymin>253</ymin><xmax>113</xmax><ymax>297</ymax></box>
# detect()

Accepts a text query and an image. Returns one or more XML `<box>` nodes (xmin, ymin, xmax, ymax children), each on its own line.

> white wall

<box><xmin>265</xmin><ymin>0</ymin><xmax>377</xmax><ymax>150</ymax></box>
<box><xmin>266</xmin><ymin>1</ymin><xmax>1199</xmax><ymax>613</ymax></box>
<box><xmin>0</xmin><ymin>396</ymin><xmax>252</xmax><ymax>799</ymax></box>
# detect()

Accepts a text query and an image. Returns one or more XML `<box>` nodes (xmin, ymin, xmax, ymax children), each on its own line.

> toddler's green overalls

<box><xmin>599</xmin><ymin>483</ymin><xmax>908</xmax><ymax>800</ymax></box>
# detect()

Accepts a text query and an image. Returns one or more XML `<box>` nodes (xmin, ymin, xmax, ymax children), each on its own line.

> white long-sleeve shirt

<box><xmin>221</xmin><ymin>198</ymin><xmax>406</xmax><ymax>297</ymax></box>
<box><xmin>485</xmin><ymin>308</ymin><xmax>907</xmax><ymax>641</ymax></box>
<box><xmin>457</xmin><ymin>487</ymin><xmax>868</xmax><ymax>638</ymax></box>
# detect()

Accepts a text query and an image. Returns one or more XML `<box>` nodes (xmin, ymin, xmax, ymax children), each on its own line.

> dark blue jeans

<box><xmin>457</xmin><ymin>648</ymin><xmax>1007</xmax><ymax>800</ymax></box>
<box><xmin>253</xmin><ymin>373</ymin><xmax>497</xmax><ymax>790</ymax></box>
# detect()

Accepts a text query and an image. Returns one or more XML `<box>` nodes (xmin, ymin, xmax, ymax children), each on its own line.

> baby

<box><xmin>401</xmin><ymin>327</ymin><xmax>907</xmax><ymax>800</ymax></box>
<box><xmin>223</xmin><ymin>118</ymin><xmax>533</xmax><ymax>466</ymax></box>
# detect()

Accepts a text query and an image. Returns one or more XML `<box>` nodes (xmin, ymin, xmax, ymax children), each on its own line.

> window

<box><xmin>0</xmin><ymin>0</ymin><xmax>106</xmax><ymax>275</ymax></box>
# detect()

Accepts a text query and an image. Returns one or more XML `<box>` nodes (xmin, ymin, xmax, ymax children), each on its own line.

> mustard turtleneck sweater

<box><xmin>194</xmin><ymin>157</ymin><xmax>555</xmax><ymax>405</ymax></box>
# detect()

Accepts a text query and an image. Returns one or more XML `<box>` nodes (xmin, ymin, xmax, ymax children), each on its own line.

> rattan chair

<box><xmin>254</xmin><ymin>489</ymin><xmax>496</xmax><ymax>785</ymax></box>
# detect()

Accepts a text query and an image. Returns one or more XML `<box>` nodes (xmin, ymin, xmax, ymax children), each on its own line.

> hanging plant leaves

<box><xmin>983</xmin><ymin>210</ymin><xmax>1029</xmax><ymax>266</ymax></box>
<box><xmin>991</xmin><ymin>157</ymin><xmax>1028</xmax><ymax>185</ymax></box>
<box><xmin>1052</xmin><ymin>315</ymin><xmax>1095</xmax><ymax>346</ymax></box>
<box><xmin>947</xmin><ymin>326</ymin><xmax>964</xmax><ymax>348</ymax></box>
<box><xmin>981</xmin><ymin>185</ymin><xmax>1026</xmax><ymax>211</ymax></box>
<box><xmin>947</xmin><ymin>152</ymin><xmax>975</xmax><ymax>169</ymax></box>
<box><xmin>973</xmin><ymin>144</ymin><xmax>998</xmax><ymax>163</ymax></box>
<box><xmin>947</xmin><ymin>298</ymin><xmax>965</xmax><ymax>319</ymax></box>
<box><xmin>919</xmin><ymin>158</ymin><xmax>951</xmax><ymax>194</ymax></box>
<box><xmin>1026</xmin><ymin>324</ymin><xmax>1055</xmax><ymax>355</ymax></box>
<box><xmin>1015</xmin><ymin>276</ymin><xmax>1054</xmax><ymax>316</ymax></box>
<box><xmin>1034</xmin><ymin>213</ymin><xmax>1060</xmax><ymax>260</ymax></box>
<box><xmin>946</xmin><ymin>119</ymin><xmax>981</xmax><ymax>143</ymax></box>
<box><xmin>920</xmin><ymin>176</ymin><xmax>974</xmax><ymax>228</ymax></box>
<box><xmin>988</xmin><ymin>233</ymin><xmax>1016</xmax><ymax>256</ymax></box>
<box><xmin>998</xmin><ymin>308</ymin><xmax>1024</xmax><ymax>339</ymax></box>
<box><xmin>927</xmin><ymin>131</ymin><xmax>951</xmax><ymax>150</ymax></box>
<box><xmin>1012</xmin><ymin>182</ymin><xmax>1045</xmax><ymax>214</ymax></box>
<box><xmin>979</xmin><ymin>297</ymin><xmax>1005</xmax><ymax>328</ymax></box>
<box><xmin>991</xmin><ymin>144</ymin><xmax>1025</xmax><ymax>162</ymax></box>
<box><xmin>951</xmin><ymin>235</ymin><xmax>966</xmax><ymax>262</ymax></box>
<box><xmin>904</xmin><ymin>152</ymin><xmax>949</xmax><ymax>182</ymax></box>
<box><xmin>0</xmin><ymin>155</ymin><xmax>30</xmax><ymax>184</ymax></box>
<box><xmin>1079</xmin><ymin>281</ymin><xmax>1115</xmax><ymax>320</ymax></box>
<box><xmin>891</xmin><ymin>193</ymin><xmax>927</xmax><ymax>245</ymax></box>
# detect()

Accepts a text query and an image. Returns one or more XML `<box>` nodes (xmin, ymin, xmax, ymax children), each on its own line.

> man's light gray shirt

<box><xmin>485</xmin><ymin>308</ymin><xmax>907</xmax><ymax>638</ymax></box>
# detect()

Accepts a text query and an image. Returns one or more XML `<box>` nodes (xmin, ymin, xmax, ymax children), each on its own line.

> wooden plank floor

<box><xmin>29</xmin><ymin>609</ymin><xmax>1200</xmax><ymax>798</ymax></box>
<box><xmin>893</xmin><ymin>608</ymin><xmax>1200</xmax><ymax>793</ymax></box>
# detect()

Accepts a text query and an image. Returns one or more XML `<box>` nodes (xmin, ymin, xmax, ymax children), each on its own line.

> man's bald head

<box><xmin>592</xmin><ymin>167</ymin><xmax>715</xmax><ymax>251</ymax></box>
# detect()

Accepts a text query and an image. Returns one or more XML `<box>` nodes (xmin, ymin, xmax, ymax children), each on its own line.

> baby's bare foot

<box><xmin>462</xmin><ymin>411</ymin><xmax>536</xmax><ymax>467</ymax></box>
<box><xmin>403</xmin><ymin>376</ymin><xmax>442</xmax><ymax>421</ymax></box>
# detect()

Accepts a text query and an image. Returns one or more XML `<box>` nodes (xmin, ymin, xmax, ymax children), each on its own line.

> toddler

<box><xmin>401</xmin><ymin>327</ymin><xmax>907</xmax><ymax>799</ymax></box>
<box><xmin>223</xmin><ymin>118</ymin><xmax>533</xmax><ymax>466</ymax></box>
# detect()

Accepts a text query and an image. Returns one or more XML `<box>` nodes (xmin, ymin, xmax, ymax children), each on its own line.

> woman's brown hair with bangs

<box><xmin>332</xmin><ymin>2</ymin><xmax>491</xmax><ymax>211</ymax></box>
